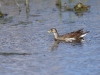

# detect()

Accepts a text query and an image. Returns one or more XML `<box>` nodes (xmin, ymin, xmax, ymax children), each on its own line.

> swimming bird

<box><xmin>48</xmin><ymin>28</ymin><xmax>89</xmax><ymax>42</ymax></box>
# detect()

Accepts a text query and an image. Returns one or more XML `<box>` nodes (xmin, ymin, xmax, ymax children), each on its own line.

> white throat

<box><xmin>53</xmin><ymin>32</ymin><xmax>58</xmax><ymax>39</ymax></box>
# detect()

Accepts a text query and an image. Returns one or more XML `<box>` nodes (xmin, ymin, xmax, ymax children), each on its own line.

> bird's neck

<box><xmin>53</xmin><ymin>32</ymin><xmax>59</xmax><ymax>39</ymax></box>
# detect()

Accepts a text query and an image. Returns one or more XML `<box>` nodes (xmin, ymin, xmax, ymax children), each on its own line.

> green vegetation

<box><xmin>74</xmin><ymin>2</ymin><xmax>90</xmax><ymax>12</ymax></box>
<box><xmin>56</xmin><ymin>0</ymin><xmax>62</xmax><ymax>8</ymax></box>
<box><xmin>0</xmin><ymin>10</ymin><xmax>3</xmax><ymax>17</ymax></box>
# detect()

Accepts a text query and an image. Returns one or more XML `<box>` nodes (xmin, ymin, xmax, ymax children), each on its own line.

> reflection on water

<box><xmin>25</xmin><ymin>0</ymin><xmax>30</xmax><ymax>19</ymax></box>
<box><xmin>50</xmin><ymin>39</ymin><xmax>83</xmax><ymax>51</ymax></box>
<box><xmin>0</xmin><ymin>16</ymin><xmax>13</xmax><ymax>24</ymax></box>
<box><xmin>50</xmin><ymin>40</ymin><xmax>60</xmax><ymax>51</ymax></box>
<box><xmin>0</xmin><ymin>0</ymin><xmax>100</xmax><ymax>75</ymax></box>
<box><xmin>14</xmin><ymin>0</ymin><xmax>21</xmax><ymax>13</ymax></box>
<box><xmin>56</xmin><ymin>0</ymin><xmax>90</xmax><ymax>23</ymax></box>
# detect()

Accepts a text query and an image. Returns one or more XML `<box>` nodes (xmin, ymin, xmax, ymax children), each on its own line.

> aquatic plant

<box><xmin>74</xmin><ymin>2</ymin><xmax>90</xmax><ymax>12</ymax></box>
<box><xmin>0</xmin><ymin>4</ymin><xmax>3</xmax><ymax>17</ymax></box>
<box><xmin>14</xmin><ymin>0</ymin><xmax>21</xmax><ymax>12</ymax></box>
<box><xmin>56</xmin><ymin>0</ymin><xmax>62</xmax><ymax>8</ymax></box>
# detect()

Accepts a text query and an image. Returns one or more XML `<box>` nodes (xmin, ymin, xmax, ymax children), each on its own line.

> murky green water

<box><xmin>0</xmin><ymin>0</ymin><xmax>100</xmax><ymax>75</ymax></box>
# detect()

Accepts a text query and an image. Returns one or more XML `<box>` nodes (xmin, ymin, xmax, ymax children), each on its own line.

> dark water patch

<box><xmin>0</xmin><ymin>52</ymin><xmax>31</xmax><ymax>56</ymax></box>
<box><xmin>0</xmin><ymin>17</ymin><xmax>13</xmax><ymax>24</ymax></box>
<box><xmin>11</xmin><ymin>21</ymin><xmax>32</xmax><ymax>26</ymax></box>
<box><xmin>0</xmin><ymin>14</ymin><xmax>8</xmax><ymax>18</ymax></box>
<box><xmin>29</xmin><ymin>14</ymin><xmax>41</xmax><ymax>17</ymax></box>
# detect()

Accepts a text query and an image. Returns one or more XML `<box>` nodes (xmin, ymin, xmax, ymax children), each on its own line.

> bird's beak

<box><xmin>48</xmin><ymin>30</ymin><xmax>51</xmax><ymax>33</ymax></box>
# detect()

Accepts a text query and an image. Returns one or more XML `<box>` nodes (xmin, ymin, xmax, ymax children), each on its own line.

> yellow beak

<box><xmin>48</xmin><ymin>30</ymin><xmax>51</xmax><ymax>33</ymax></box>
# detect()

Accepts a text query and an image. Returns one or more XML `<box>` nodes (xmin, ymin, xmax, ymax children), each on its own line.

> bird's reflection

<box><xmin>74</xmin><ymin>10</ymin><xmax>90</xmax><ymax>17</ymax></box>
<box><xmin>50</xmin><ymin>40</ymin><xmax>61</xmax><ymax>51</ymax></box>
<box><xmin>75</xmin><ymin>12</ymin><xmax>84</xmax><ymax>17</ymax></box>
<box><xmin>50</xmin><ymin>39</ymin><xmax>84</xmax><ymax>51</ymax></box>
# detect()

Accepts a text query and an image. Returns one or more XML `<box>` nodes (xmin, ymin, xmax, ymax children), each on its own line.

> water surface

<box><xmin>0</xmin><ymin>0</ymin><xmax>100</xmax><ymax>75</ymax></box>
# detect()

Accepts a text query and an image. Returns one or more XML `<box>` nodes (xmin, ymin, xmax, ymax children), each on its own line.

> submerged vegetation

<box><xmin>0</xmin><ymin>10</ymin><xmax>8</xmax><ymax>18</ymax></box>
<box><xmin>0</xmin><ymin>10</ymin><xmax>3</xmax><ymax>17</ymax></box>
<box><xmin>56</xmin><ymin>0</ymin><xmax>62</xmax><ymax>8</ymax></box>
<box><xmin>74</xmin><ymin>2</ymin><xmax>90</xmax><ymax>12</ymax></box>
<box><xmin>0</xmin><ymin>4</ymin><xmax>3</xmax><ymax>17</ymax></box>
<box><xmin>56</xmin><ymin>0</ymin><xmax>90</xmax><ymax>14</ymax></box>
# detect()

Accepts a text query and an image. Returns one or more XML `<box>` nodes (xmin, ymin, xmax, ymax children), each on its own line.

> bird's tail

<box><xmin>80</xmin><ymin>31</ymin><xmax>89</xmax><ymax>38</ymax></box>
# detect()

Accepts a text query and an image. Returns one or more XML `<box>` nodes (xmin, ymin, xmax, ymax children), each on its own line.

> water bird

<box><xmin>48</xmin><ymin>28</ymin><xmax>89</xmax><ymax>42</ymax></box>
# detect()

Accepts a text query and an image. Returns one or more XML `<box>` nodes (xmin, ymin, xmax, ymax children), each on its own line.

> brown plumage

<box><xmin>48</xmin><ymin>28</ymin><xmax>89</xmax><ymax>42</ymax></box>
<box><xmin>82</xmin><ymin>5</ymin><xmax>90</xmax><ymax>10</ymax></box>
<box><xmin>74</xmin><ymin>2</ymin><xmax>90</xmax><ymax>11</ymax></box>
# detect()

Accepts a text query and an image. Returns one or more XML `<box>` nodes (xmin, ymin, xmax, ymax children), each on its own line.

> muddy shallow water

<box><xmin>0</xmin><ymin>0</ymin><xmax>100</xmax><ymax>75</ymax></box>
